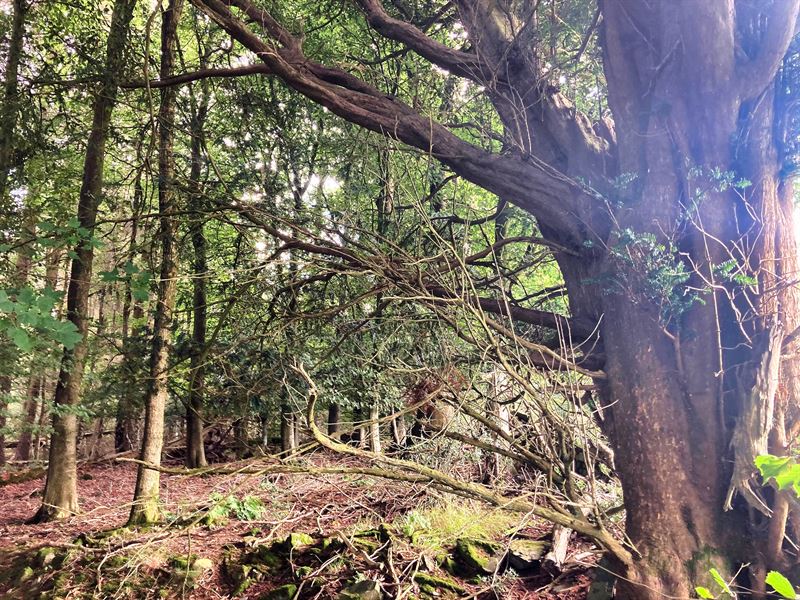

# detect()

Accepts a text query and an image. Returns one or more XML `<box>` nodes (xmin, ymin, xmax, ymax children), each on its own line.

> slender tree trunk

<box><xmin>129</xmin><ymin>0</ymin><xmax>183</xmax><ymax>526</ymax></box>
<box><xmin>15</xmin><ymin>249</ymin><xmax>62</xmax><ymax>462</ymax></box>
<box><xmin>115</xmin><ymin>159</ymin><xmax>145</xmax><ymax>453</ymax></box>
<box><xmin>185</xmin><ymin>61</ymin><xmax>209</xmax><ymax>468</ymax></box>
<box><xmin>368</xmin><ymin>403</ymin><xmax>381</xmax><ymax>454</ymax></box>
<box><xmin>0</xmin><ymin>0</ymin><xmax>29</xmax><ymax>465</ymax></box>
<box><xmin>32</xmin><ymin>0</ymin><xmax>136</xmax><ymax>523</ymax></box>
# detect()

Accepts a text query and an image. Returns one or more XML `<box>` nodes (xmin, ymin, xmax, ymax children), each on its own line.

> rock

<box><xmin>453</xmin><ymin>538</ymin><xmax>503</xmax><ymax>575</ymax></box>
<box><xmin>338</xmin><ymin>579</ymin><xmax>382</xmax><ymax>600</ymax></box>
<box><xmin>33</xmin><ymin>547</ymin><xmax>57</xmax><ymax>569</ymax></box>
<box><xmin>413</xmin><ymin>572</ymin><xmax>465</xmax><ymax>595</ymax></box>
<box><xmin>192</xmin><ymin>557</ymin><xmax>214</xmax><ymax>572</ymax></box>
<box><xmin>262</xmin><ymin>583</ymin><xmax>298</xmax><ymax>599</ymax></box>
<box><xmin>507</xmin><ymin>539</ymin><xmax>548</xmax><ymax>572</ymax></box>
<box><xmin>280</xmin><ymin>532</ymin><xmax>315</xmax><ymax>550</ymax></box>
<box><xmin>251</xmin><ymin>545</ymin><xmax>284</xmax><ymax>571</ymax></box>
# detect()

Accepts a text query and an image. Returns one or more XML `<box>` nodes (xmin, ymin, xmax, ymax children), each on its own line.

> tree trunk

<box><xmin>129</xmin><ymin>0</ymin><xmax>183</xmax><ymax>526</ymax></box>
<box><xmin>327</xmin><ymin>403</ymin><xmax>340</xmax><ymax>436</ymax></box>
<box><xmin>0</xmin><ymin>0</ymin><xmax>27</xmax><ymax>203</ymax></box>
<box><xmin>115</xmin><ymin>152</ymin><xmax>145</xmax><ymax>453</ymax></box>
<box><xmin>31</xmin><ymin>0</ymin><xmax>136</xmax><ymax>522</ymax></box>
<box><xmin>368</xmin><ymin>403</ymin><xmax>381</xmax><ymax>454</ymax></box>
<box><xmin>280</xmin><ymin>405</ymin><xmax>296</xmax><ymax>453</ymax></box>
<box><xmin>185</xmin><ymin>56</ymin><xmax>209</xmax><ymax>469</ymax></box>
<box><xmin>16</xmin><ymin>248</ymin><xmax>61</xmax><ymax>462</ymax></box>
<box><xmin>0</xmin><ymin>0</ymin><xmax>28</xmax><ymax>467</ymax></box>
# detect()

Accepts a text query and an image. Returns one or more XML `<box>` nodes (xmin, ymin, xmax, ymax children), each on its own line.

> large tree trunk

<box><xmin>31</xmin><ymin>0</ymin><xmax>136</xmax><ymax>522</ymax></box>
<box><xmin>129</xmin><ymin>0</ymin><xmax>183</xmax><ymax>526</ymax></box>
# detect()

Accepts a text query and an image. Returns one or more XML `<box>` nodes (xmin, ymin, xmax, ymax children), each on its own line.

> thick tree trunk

<box><xmin>31</xmin><ymin>0</ymin><xmax>136</xmax><ymax>522</ymax></box>
<box><xmin>129</xmin><ymin>0</ymin><xmax>183</xmax><ymax>526</ymax></box>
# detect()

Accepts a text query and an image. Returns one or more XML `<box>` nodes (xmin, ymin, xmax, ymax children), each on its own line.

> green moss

<box><xmin>264</xmin><ymin>583</ymin><xmax>297</xmax><ymax>599</ymax></box>
<box><xmin>413</xmin><ymin>572</ymin><xmax>465</xmax><ymax>594</ymax></box>
<box><xmin>453</xmin><ymin>538</ymin><xmax>502</xmax><ymax>576</ymax></box>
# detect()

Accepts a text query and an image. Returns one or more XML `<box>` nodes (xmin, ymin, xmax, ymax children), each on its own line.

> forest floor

<box><xmin>0</xmin><ymin>452</ymin><xmax>601</xmax><ymax>599</ymax></box>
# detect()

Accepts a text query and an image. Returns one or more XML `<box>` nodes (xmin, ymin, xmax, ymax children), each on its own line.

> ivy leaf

<box><xmin>766</xmin><ymin>571</ymin><xmax>796</xmax><ymax>599</ymax></box>
<box><xmin>695</xmin><ymin>587</ymin><xmax>714</xmax><ymax>599</ymax></box>
<box><xmin>709</xmin><ymin>568</ymin><xmax>733</xmax><ymax>596</ymax></box>
<box><xmin>755</xmin><ymin>455</ymin><xmax>792</xmax><ymax>479</ymax></box>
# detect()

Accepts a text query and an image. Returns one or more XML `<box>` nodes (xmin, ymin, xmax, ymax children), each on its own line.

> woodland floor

<box><xmin>0</xmin><ymin>452</ymin><xmax>599</xmax><ymax>599</ymax></box>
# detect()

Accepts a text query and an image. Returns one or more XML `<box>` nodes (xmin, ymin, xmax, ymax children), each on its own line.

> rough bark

<box><xmin>280</xmin><ymin>405</ymin><xmax>296</xmax><ymax>453</ymax></box>
<box><xmin>31</xmin><ymin>0</ymin><xmax>136</xmax><ymax>522</ymax></box>
<box><xmin>129</xmin><ymin>0</ymin><xmax>183</xmax><ymax>526</ymax></box>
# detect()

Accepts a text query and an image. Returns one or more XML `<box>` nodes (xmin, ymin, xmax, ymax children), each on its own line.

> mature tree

<box><xmin>182</xmin><ymin>0</ymin><xmax>800</xmax><ymax>596</ymax></box>
<box><xmin>129</xmin><ymin>0</ymin><xmax>184</xmax><ymax>525</ymax></box>
<box><xmin>32</xmin><ymin>0</ymin><xmax>137</xmax><ymax>522</ymax></box>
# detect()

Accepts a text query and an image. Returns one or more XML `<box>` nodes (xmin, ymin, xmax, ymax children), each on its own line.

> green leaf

<box><xmin>709</xmin><ymin>568</ymin><xmax>733</xmax><ymax>596</ymax></box>
<box><xmin>756</xmin><ymin>455</ymin><xmax>792</xmax><ymax>479</ymax></box>
<box><xmin>8</xmin><ymin>327</ymin><xmax>32</xmax><ymax>352</ymax></box>
<box><xmin>0</xmin><ymin>290</ymin><xmax>13</xmax><ymax>312</ymax></box>
<box><xmin>695</xmin><ymin>587</ymin><xmax>714</xmax><ymax>599</ymax></box>
<box><xmin>766</xmin><ymin>571</ymin><xmax>796</xmax><ymax>599</ymax></box>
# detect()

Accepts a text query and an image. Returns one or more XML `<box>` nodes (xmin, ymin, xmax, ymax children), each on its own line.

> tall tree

<box><xmin>32</xmin><ymin>0</ymin><xmax>137</xmax><ymax>522</ymax></box>
<box><xmin>185</xmin><ymin>43</ymin><xmax>210</xmax><ymax>469</ymax></box>
<box><xmin>128</xmin><ymin>0</ymin><xmax>184</xmax><ymax>525</ymax></box>
<box><xmin>187</xmin><ymin>0</ymin><xmax>800</xmax><ymax>596</ymax></box>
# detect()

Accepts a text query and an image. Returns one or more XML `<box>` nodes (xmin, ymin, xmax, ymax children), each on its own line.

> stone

<box><xmin>192</xmin><ymin>557</ymin><xmax>214</xmax><ymax>572</ymax></box>
<box><xmin>507</xmin><ymin>539</ymin><xmax>548</xmax><ymax>572</ymax></box>
<box><xmin>280</xmin><ymin>532</ymin><xmax>314</xmax><ymax>549</ymax></box>
<box><xmin>338</xmin><ymin>579</ymin><xmax>382</xmax><ymax>600</ymax></box>
<box><xmin>413</xmin><ymin>572</ymin><xmax>465</xmax><ymax>595</ymax></box>
<box><xmin>453</xmin><ymin>538</ymin><xmax>503</xmax><ymax>575</ymax></box>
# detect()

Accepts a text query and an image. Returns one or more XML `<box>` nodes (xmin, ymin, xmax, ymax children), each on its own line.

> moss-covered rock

<box><xmin>338</xmin><ymin>579</ymin><xmax>382</xmax><ymax>600</ymax></box>
<box><xmin>262</xmin><ymin>583</ymin><xmax>298</xmax><ymax>599</ymax></box>
<box><xmin>506</xmin><ymin>539</ymin><xmax>547</xmax><ymax>572</ymax></box>
<box><xmin>413</xmin><ymin>572</ymin><xmax>465</xmax><ymax>596</ymax></box>
<box><xmin>278</xmin><ymin>532</ymin><xmax>315</xmax><ymax>550</ymax></box>
<box><xmin>453</xmin><ymin>538</ymin><xmax>502</xmax><ymax>576</ymax></box>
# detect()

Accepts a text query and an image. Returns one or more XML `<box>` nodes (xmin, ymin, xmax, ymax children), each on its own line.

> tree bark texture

<box><xmin>129</xmin><ymin>0</ymin><xmax>184</xmax><ymax>526</ymax></box>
